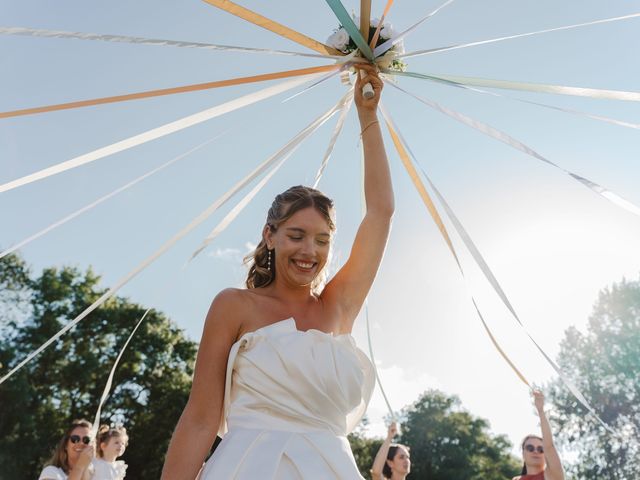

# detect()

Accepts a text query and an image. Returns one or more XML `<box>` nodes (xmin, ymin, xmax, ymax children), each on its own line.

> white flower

<box><xmin>327</xmin><ymin>28</ymin><xmax>350</xmax><ymax>51</ymax></box>
<box><xmin>370</xmin><ymin>17</ymin><xmax>382</xmax><ymax>28</ymax></box>
<box><xmin>392</xmin><ymin>39</ymin><xmax>405</xmax><ymax>55</ymax></box>
<box><xmin>376</xmin><ymin>49</ymin><xmax>397</xmax><ymax>69</ymax></box>
<box><xmin>380</xmin><ymin>22</ymin><xmax>396</xmax><ymax>40</ymax></box>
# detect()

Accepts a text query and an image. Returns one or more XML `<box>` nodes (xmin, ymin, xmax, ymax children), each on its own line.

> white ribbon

<box><xmin>92</xmin><ymin>308</ymin><xmax>150</xmax><ymax>434</ymax></box>
<box><xmin>422</xmin><ymin>73</ymin><xmax>640</xmax><ymax>102</ymax></box>
<box><xmin>373</xmin><ymin>0</ymin><xmax>457</xmax><ymax>57</ymax></box>
<box><xmin>400</xmin><ymin>12</ymin><xmax>640</xmax><ymax>59</ymax></box>
<box><xmin>0</xmin><ymin>26</ymin><xmax>341</xmax><ymax>59</ymax></box>
<box><xmin>365</xmin><ymin>302</ymin><xmax>397</xmax><ymax>421</ymax></box>
<box><xmin>313</xmin><ymin>91</ymin><xmax>353</xmax><ymax>188</ymax></box>
<box><xmin>386</xmin><ymin>82</ymin><xmax>640</xmax><ymax>217</ymax></box>
<box><xmin>0</xmin><ymin>73</ymin><xmax>323</xmax><ymax>194</ymax></box>
<box><xmin>427</xmin><ymin>78</ymin><xmax>640</xmax><ymax>130</ymax></box>
<box><xmin>382</xmin><ymin>104</ymin><xmax>618</xmax><ymax>435</ymax></box>
<box><xmin>0</xmin><ymin>134</ymin><xmax>225</xmax><ymax>260</ymax></box>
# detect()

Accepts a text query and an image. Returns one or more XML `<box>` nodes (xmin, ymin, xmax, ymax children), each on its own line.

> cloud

<box><xmin>207</xmin><ymin>247</ymin><xmax>242</xmax><ymax>261</ymax></box>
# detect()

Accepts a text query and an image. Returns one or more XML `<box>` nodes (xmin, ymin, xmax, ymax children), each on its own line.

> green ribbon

<box><xmin>324</xmin><ymin>0</ymin><xmax>374</xmax><ymax>61</ymax></box>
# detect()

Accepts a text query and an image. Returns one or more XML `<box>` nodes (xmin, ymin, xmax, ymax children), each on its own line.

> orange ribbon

<box><xmin>0</xmin><ymin>64</ymin><xmax>338</xmax><ymax>119</ymax></box>
<box><xmin>202</xmin><ymin>0</ymin><xmax>343</xmax><ymax>56</ymax></box>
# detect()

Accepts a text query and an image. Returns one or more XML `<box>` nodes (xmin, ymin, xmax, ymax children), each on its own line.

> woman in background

<box><xmin>38</xmin><ymin>419</ymin><xmax>94</xmax><ymax>480</ymax></box>
<box><xmin>371</xmin><ymin>422</ymin><xmax>411</xmax><ymax>480</ymax></box>
<box><xmin>512</xmin><ymin>390</ymin><xmax>565</xmax><ymax>480</ymax></box>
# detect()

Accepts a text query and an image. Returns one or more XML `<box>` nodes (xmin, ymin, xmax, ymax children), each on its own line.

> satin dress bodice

<box><xmin>200</xmin><ymin>318</ymin><xmax>375</xmax><ymax>479</ymax></box>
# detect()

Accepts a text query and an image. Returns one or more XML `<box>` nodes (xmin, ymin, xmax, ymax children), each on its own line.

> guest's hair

<box><xmin>520</xmin><ymin>434</ymin><xmax>543</xmax><ymax>475</ymax></box>
<box><xmin>46</xmin><ymin>419</ymin><xmax>92</xmax><ymax>474</ymax></box>
<box><xmin>245</xmin><ymin>185</ymin><xmax>336</xmax><ymax>293</ymax></box>
<box><xmin>383</xmin><ymin>444</ymin><xmax>409</xmax><ymax>479</ymax></box>
<box><xmin>96</xmin><ymin>424</ymin><xmax>128</xmax><ymax>458</ymax></box>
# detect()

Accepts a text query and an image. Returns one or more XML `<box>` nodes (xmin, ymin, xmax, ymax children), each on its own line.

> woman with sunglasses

<box><xmin>39</xmin><ymin>419</ymin><xmax>95</xmax><ymax>480</ymax></box>
<box><xmin>512</xmin><ymin>390</ymin><xmax>565</xmax><ymax>480</ymax></box>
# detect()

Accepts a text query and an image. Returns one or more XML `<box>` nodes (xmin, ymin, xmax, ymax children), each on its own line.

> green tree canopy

<box><xmin>0</xmin><ymin>253</ymin><xmax>198</xmax><ymax>479</ymax></box>
<box><xmin>397</xmin><ymin>389</ymin><xmax>520</xmax><ymax>480</ymax></box>
<box><xmin>549</xmin><ymin>277</ymin><xmax>640</xmax><ymax>479</ymax></box>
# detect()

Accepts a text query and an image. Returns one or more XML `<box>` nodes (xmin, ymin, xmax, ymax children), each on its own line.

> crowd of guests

<box><xmin>38</xmin><ymin>389</ymin><xmax>563</xmax><ymax>480</ymax></box>
<box><xmin>38</xmin><ymin>421</ymin><xmax>128</xmax><ymax>480</ymax></box>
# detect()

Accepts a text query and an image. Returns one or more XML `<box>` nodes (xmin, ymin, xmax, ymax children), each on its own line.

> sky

<box><xmin>2</xmin><ymin>0</ymin><xmax>640</xmax><ymax>457</ymax></box>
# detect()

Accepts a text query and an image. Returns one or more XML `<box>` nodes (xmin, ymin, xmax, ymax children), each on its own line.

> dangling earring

<box><xmin>267</xmin><ymin>249</ymin><xmax>272</xmax><ymax>271</ymax></box>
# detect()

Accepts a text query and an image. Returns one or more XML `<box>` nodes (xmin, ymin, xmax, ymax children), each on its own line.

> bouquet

<box><xmin>326</xmin><ymin>15</ymin><xmax>407</xmax><ymax>72</ymax></box>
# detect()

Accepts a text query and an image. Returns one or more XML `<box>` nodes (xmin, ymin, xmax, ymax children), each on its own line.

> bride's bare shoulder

<box><xmin>211</xmin><ymin>288</ymin><xmax>257</xmax><ymax>311</ymax></box>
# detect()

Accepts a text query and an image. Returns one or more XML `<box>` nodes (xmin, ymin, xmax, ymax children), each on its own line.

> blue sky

<box><xmin>2</xmin><ymin>0</ymin><xmax>640</xmax><ymax>454</ymax></box>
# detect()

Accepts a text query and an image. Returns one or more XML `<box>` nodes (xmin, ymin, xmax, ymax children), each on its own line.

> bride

<box><xmin>161</xmin><ymin>64</ymin><xmax>393</xmax><ymax>479</ymax></box>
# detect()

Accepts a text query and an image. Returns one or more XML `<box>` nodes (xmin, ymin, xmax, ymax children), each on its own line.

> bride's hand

<box><xmin>354</xmin><ymin>64</ymin><xmax>383</xmax><ymax>120</ymax></box>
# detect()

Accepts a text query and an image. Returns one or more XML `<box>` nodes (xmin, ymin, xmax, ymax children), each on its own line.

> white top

<box><xmin>91</xmin><ymin>458</ymin><xmax>127</xmax><ymax>479</ymax></box>
<box><xmin>199</xmin><ymin>318</ymin><xmax>375</xmax><ymax>479</ymax></box>
<box><xmin>38</xmin><ymin>466</ymin><xmax>67</xmax><ymax>480</ymax></box>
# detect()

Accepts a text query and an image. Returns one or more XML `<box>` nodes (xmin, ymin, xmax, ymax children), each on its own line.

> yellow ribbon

<box><xmin>360</xmin><ymin>0</ymin><xmax>372</xmax><ymax>41</ymax></box>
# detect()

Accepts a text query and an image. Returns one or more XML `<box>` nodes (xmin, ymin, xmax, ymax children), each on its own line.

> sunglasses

<box><xmin>524</xmin><ymin>444</ymin><xmax>544</xmax><ymax>454</ymax></box>
<box><xmin>69</xmin><ymin>435</ymin><xmax>92</xmax><ymax>445</ymax></box>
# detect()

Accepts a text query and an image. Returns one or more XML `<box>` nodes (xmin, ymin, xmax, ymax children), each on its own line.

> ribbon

<box><xmin>365</xmin><ymin>302</ymin><xmax>398</xmax><ymax>420</ymax></box>
<box><xmin>380</xmin><ymin>103</ymin><xmax>530</xmax><ymax>387</ymax></box>
<box><xmin>0</xmin><ymin>65</ymin><xmax>337</xmax><ymax>120</ymax></box>
<box><xmin>201</xmin><ymin>0</ymin><xmax>342</xmax><ymax>56</ymax></box>
<box><xmin>313</xmin><ymin>91</ymin><xmax>354</xmax><ymax>188</ymax></box>
<box><xmin>189</xmin><ymin>91</ymin><xmax>353</xmax><ymax>261</ymax></box>
<box><xmin>384</xmin><ymin>81</ymin><xmax>640</xmax><ymax>217</ymax></box>
<box><xmin>400</xmin><ymin>12</ymin><xmax>640</xmax><ymax>59</ymax></box>
<box><xmin>0</xmin><ymin>96</ymin><xmax>348</xmax><ymax>385</ymax></box>
<box><xmin>390</xmin><ymin>70</ymin><xmax>640</xmax><ymax>102</ymax></box>
<box><xmin>420</xmin><ymin>76</ymin><xmax>640</xmax><ymax>130</ymax></box>
<box><xmin>382</xmin><ymin>103</ymin><xmax>617</xmax><ymax>435</ymax></box>
<box><xmin>360</xmin><ymin>0</ymin><xmax>372</xmax><ymax>41</ymax></box>
<box><xmin>0</xmin><ymin>26</ymin><xmax>342</xmax><ymax>59</ymax></box>
<box><xmin>0</xmin><ymin>134</ymin><xmax>225</xmax><ymax>261</ymax></box>
<box><xmin>324</xmin><ymin>0</ymin><xmax>375</xmax><ymax>60</ymax></box>
<box><xmin>373</xmin><ymin>0</ymin><xmax>456</xmax><ymax>57</ymax></box>
<box><xmin>92</xmin><ymin>308</ymin><xmax>149</xmax><ymax>434</ymax></box>
<box><xmin>369</xmin><ymin>0</ymin><xmax>395</xmax><ymax>50</ymax></box>
<box><xmin>283</xmin><ymin>67</ymin><xmax>345</xmax><ymax>103</ymax></box>
<box><xmin>359</xmin><ymin>143</ymin><xmax>398</xmax><ymax>421</ymax></box>
<box><xmin>0</xmin><ymin>73</ymin><xmax>323</xmax><ymax>194</ymax></box>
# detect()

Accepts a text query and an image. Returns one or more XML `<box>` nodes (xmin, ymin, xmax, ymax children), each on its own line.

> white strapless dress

<box><xmin>199</xmin><ymin>318</ymin><xmax>375</xmax><ymax>479</ymax></box>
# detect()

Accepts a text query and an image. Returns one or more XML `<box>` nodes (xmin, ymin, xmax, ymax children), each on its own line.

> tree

<box><xmin>0</xmin><ymin>253</ymin><xmax>198</xmax><ymax>479</ymax></box>
<box><xmin>549</xmin><ymin>277</ymin><xmax>640</xmax><ymax>479</ymax></box>
<box><xmin>348</xmin><ymin>416</ymin><xmax>383</xmax><ymax>477</ymax></box>
<box><xmin>398</xmin><ymin>390</ymin><xmax>520</xmax><ymax>479</ymax></box>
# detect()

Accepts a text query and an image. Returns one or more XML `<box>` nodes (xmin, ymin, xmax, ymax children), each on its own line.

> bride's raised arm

<box><xmin>323</xmin><ymin>64</ymin><xmax>394</xmax><ymax>333</ymax></box>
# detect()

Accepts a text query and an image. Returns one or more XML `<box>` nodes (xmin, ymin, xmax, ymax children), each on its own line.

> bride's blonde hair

<box><xmin>245</xmin><ymin>185</ymin><xmax>336</xmax><ymax>293</ymax></box>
